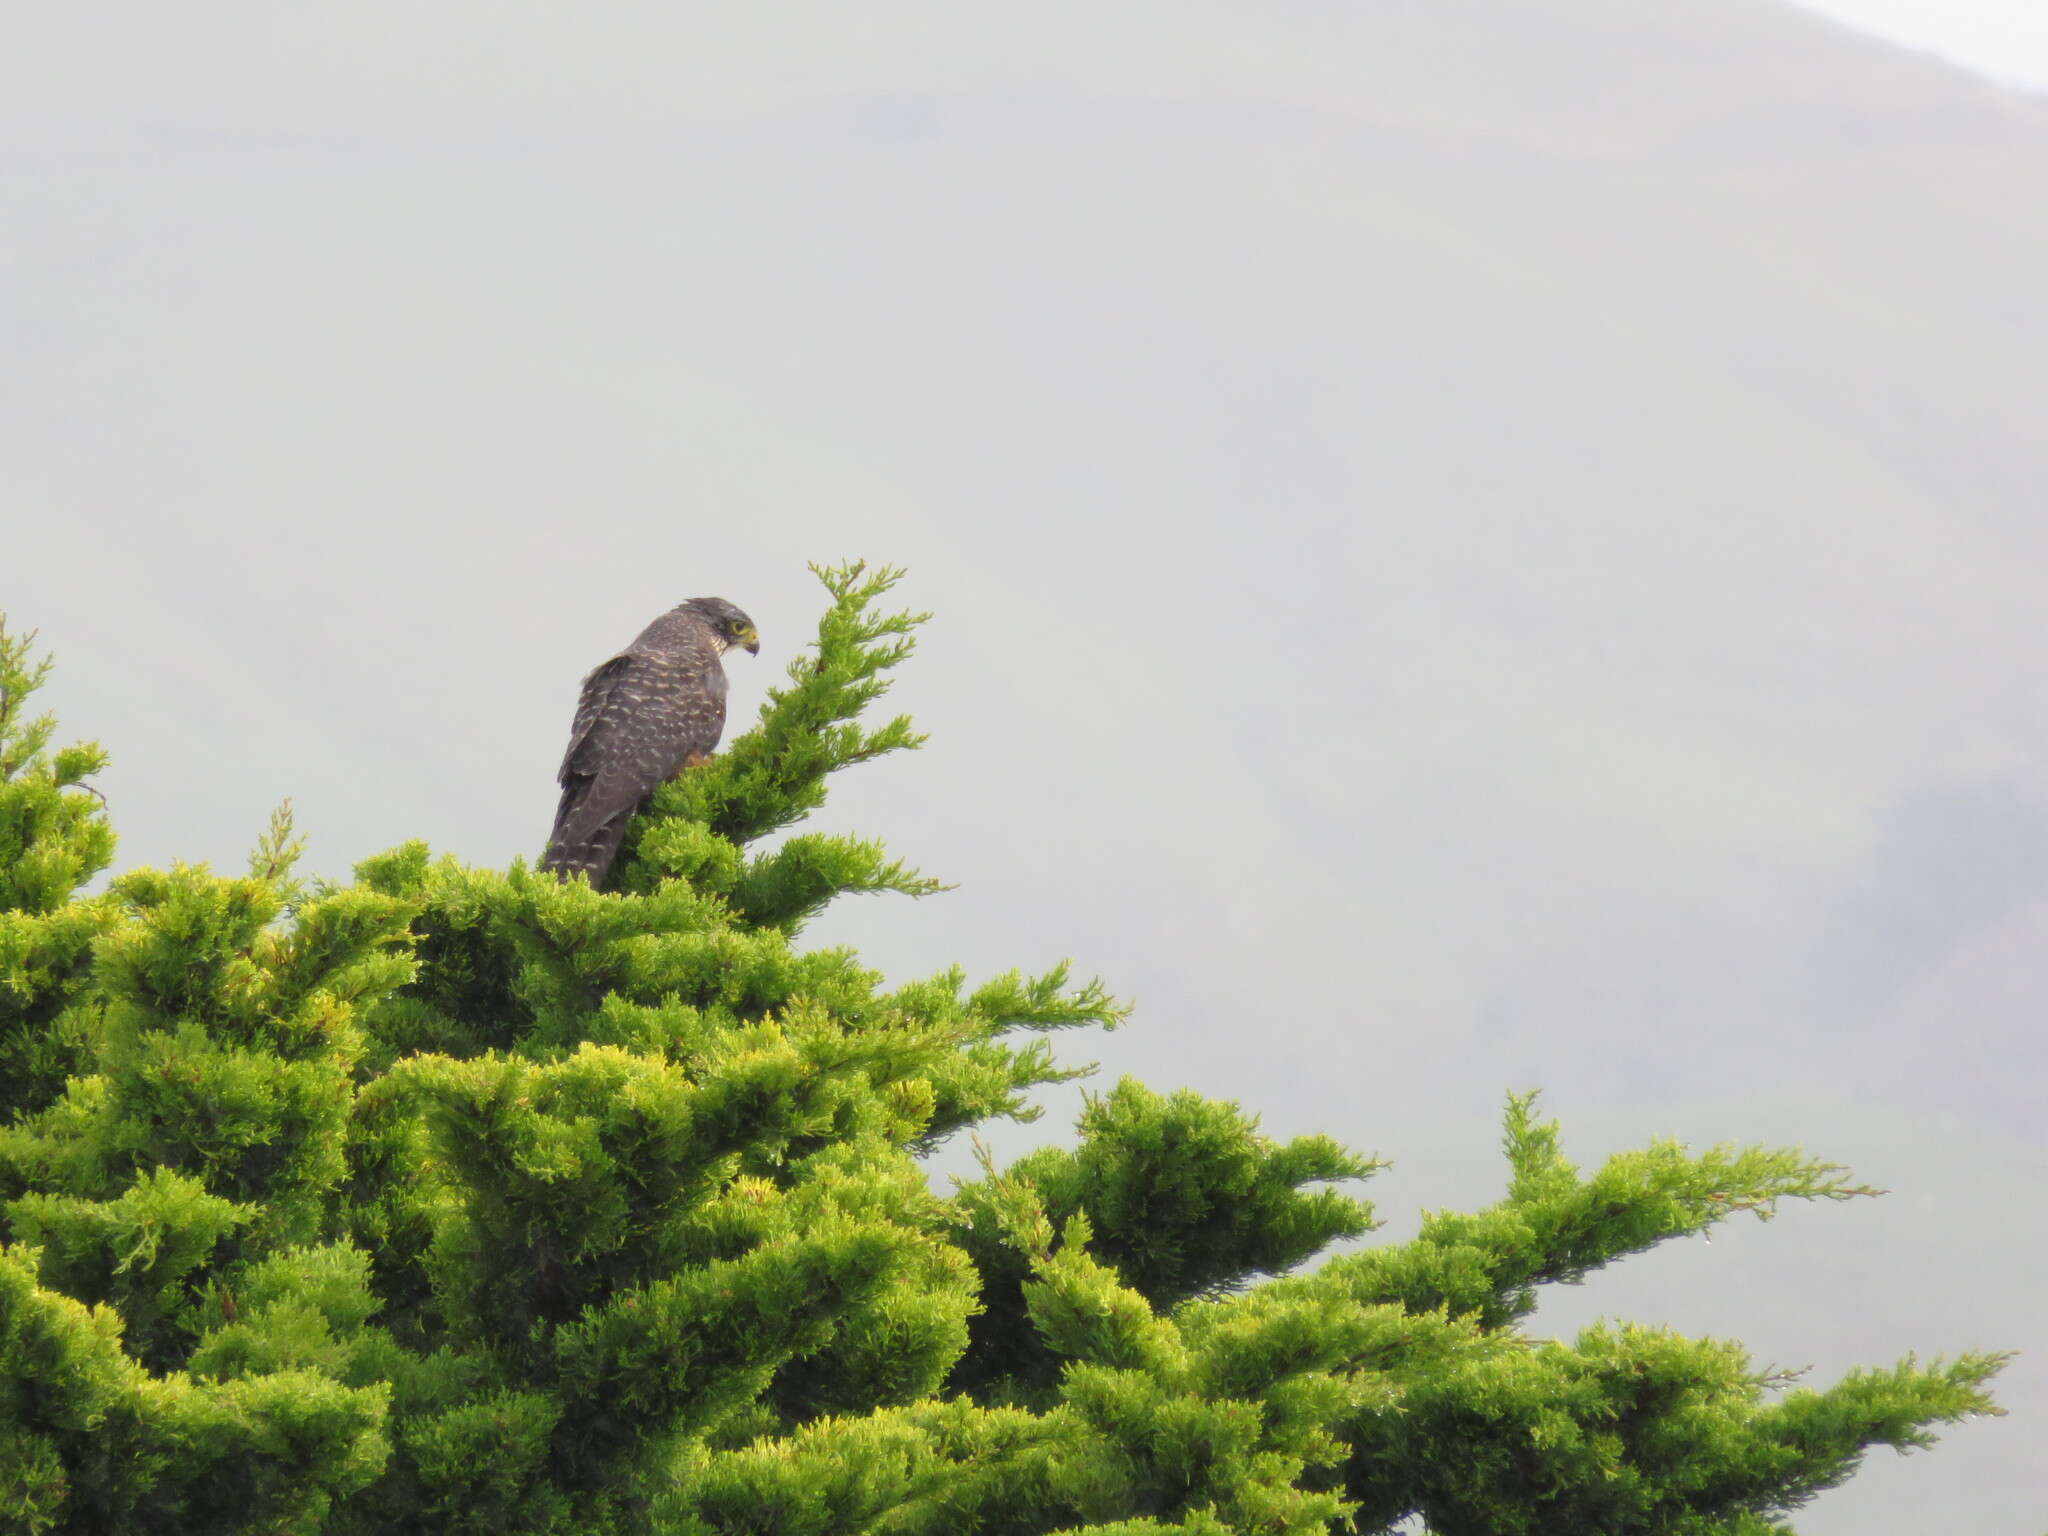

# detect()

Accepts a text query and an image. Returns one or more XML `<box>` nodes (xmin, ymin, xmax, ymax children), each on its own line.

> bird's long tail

<box><xmin>540</xmin><ymin>783</ymin><xmax>629</xmax><ymax>888</ymax></box>
<box><xmin>540</xmin><ymin>821</ymin><xmax>627</xmax><ymax>887</ymax></box>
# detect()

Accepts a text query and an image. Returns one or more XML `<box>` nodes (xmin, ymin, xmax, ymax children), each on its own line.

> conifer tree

<box><xmin>0</xmin><ymin>566</ymin><xmax>2005</xmax><ymax>1535</ymax></box>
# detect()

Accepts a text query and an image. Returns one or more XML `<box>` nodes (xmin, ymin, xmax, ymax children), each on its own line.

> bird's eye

<box><xmin>729</xmin><ymin>619</ymin><xmax>749</xmax><ymax>635</ymax></box>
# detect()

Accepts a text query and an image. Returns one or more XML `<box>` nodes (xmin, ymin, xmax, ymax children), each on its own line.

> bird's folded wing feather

<box><xmin>557</xmin><ymin>654</ymin><xmax>637</xmax><ymax>785</ymax></box>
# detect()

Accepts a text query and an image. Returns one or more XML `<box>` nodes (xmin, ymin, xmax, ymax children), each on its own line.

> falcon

<box><xmin>541</xmin><ymin>597</ymin><xmax>760</xmax><ymax>886</ymax></box>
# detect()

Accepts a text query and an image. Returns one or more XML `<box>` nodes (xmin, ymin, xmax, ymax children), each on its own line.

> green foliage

<box><xmin>948</xmin><ymin>1081</ymin><xmax>1379</xmax><ymax>1406</ymax></box>
<box><xmin>0</xmin><ymin>619</ymin><xmax>118</xmax><ymax>1121</ymax></box>
<box><xmin>0</xmin><ymin>566</ymin><xmax>2006</xmax><ymax>1535</ymax></box>
<box><xmin>1321</xmin><ymin>1092</ymin><xmax>1881</xmax><ymax>1331</ymax></box>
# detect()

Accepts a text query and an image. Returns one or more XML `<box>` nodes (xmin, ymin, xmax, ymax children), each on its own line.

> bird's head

<box><xmin>686</xmin><ymin>596</ymin><xmax>761</xmax><ymax>655</ymax></box>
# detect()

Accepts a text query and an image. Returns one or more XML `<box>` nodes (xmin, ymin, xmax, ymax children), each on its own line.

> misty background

<box><xmin>5</xmin><ymin>3</ymin><xmax>2045</xmax><ymax>1529</ymax></box>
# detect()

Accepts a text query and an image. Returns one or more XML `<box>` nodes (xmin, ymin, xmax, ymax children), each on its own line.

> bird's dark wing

<box><xmin>556</xmin><ymin>654</ymin><xmax>636</xmax><ymax>786</ymax></box>
<box><xmin>541</xmin><ymin>649</ymin><xmax>729</xmax><ymax>885</ymax></box>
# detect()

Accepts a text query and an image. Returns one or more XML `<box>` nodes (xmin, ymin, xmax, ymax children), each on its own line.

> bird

<box><xmin>540</xmin><ymin>596</ymin><xmax>760</xmax><ymax>887</ymax></box>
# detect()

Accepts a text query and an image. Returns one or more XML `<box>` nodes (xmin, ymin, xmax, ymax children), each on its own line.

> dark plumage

<box><xmin>541</xmin><ymin>597</ymin><xmax>760</xmax><ymax>886</ymax></box>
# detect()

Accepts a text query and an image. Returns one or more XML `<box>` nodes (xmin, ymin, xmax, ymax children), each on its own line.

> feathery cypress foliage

<box><xmin>0</xmin><ymin>566</ymin><xmax>2005</xmax><ymax>1534</ymax></box>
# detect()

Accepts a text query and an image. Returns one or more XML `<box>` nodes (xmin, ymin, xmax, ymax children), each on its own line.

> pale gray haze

<box><xmin>1798</xmin><ymin>0</ymin><xmax>2048</xmax><ymax>89</ymax></box>
<box><xmin>5</xmin><ymin>3</ymin><xmax>2045</xmax><ymax>1529</ymax></box>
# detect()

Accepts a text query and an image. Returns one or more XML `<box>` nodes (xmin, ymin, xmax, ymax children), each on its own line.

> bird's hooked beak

<box><xmin>740</xmin><ymin>627</ymin><xmax>761</xmax><ymax>655</ymax></box>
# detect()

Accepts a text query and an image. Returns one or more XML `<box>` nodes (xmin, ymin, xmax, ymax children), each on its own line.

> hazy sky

<box><xmin>5</xmin><ymin>3</ymin><xmax>2045</xmax><ymax>1530</ymax></box>
<box><xmin>1801</xmin><ymin>0</ymin><xmax>2048</xmax><ymax>87</ymax></box>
